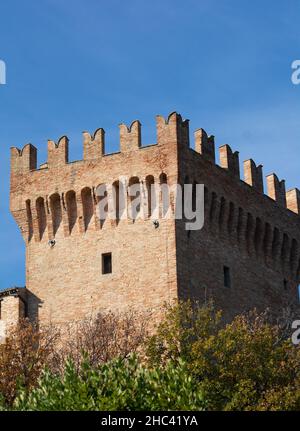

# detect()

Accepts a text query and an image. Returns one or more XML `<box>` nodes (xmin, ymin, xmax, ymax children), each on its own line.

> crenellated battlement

<box><xmin>47</xmin><ymin>136</ymin><xmax>69</xmax><ymax>168</ymax></box>
<box><xmin>119</xmin><ymin>120</ymin><xmax>142</xmax><ymax>152</ymax></box>
<box><xmin>11</xmin><ymin>143</ymin><xmax>37</xmax><ymax>173</ymax></box>
<box><xmin>219</xmin><ymin>144</ymin><xmax>240</xmax><ymax>178</ymax></box>
<box><xmin>83</xmin><ymin>128</ymin><xmax>105</xmax><ymax>160</ymax></box>
<box><xmin>10</xmin><ymin>112</ymin><xmax>300</xmax><ymax>219</ymax></box>
<box><xmin>286</xmin><ymin>188</ymin><xmax>300</xmax><ymax>214</ymax></box>
<box><xmin>194</xmin><ymin>128</ymin><xmax>215</xmax><ymax>163</ymax></box>
<box><xmin>243</xmin><ymin>159</ymin><xmax>264</xmax><ymax>193</ymax></box>
<box><xmin>266</xmin><ymin>174</ymin><xmax>286</xmax><ymax>208</ymax></box>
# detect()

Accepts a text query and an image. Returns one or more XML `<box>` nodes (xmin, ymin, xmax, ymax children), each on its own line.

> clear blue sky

<box><xmin>0</xmin><ymin>0</ymin><xmax>299</xmax><ymax>289</ymax></box>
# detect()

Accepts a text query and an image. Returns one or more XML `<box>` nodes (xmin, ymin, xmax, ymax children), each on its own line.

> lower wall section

<box><xmin>176</xmin><ymin>223</ymin><xmax>300</xmax><ymax>322</ymax></box>
<box><xmin>26</xmin><ymin>218</ymin><xmax>177</xmax><ymax>326</ymax></box>
<box><xmin>25</xmin><ymin>210</ymin><xmax>299</xmax><ymax>326</ymax></box>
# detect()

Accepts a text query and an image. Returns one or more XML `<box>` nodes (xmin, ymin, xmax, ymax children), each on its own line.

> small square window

<box><xmin>223</xmin><ymin>266</ymin><xmax>231</xmax><ymax>288</ymax></box>
<box><xmin>102</xmin><ymin>253</ymin><xmax>112</xmax><ymax>274</ymax></box>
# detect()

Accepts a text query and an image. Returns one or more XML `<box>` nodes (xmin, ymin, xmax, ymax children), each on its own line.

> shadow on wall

<box><xmin>26</xmin><ymin>290</ymin><xmax>43</xmax><ymax>323</ymax></box>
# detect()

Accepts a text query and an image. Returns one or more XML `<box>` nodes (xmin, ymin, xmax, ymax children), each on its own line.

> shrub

<box><xmin>146</xmin><ymin>300</ymin><xmax>221</xmax><ymax>365</ymax></box>
<box><xmin>2</xmin><ymin>303</ymin><xmax>300</xmax><ymax>411</ymax></box>
<box><xmin>0</xmin><ymin>310</ymin><xmax>149</xmax><ymax>408</ymax></box>
<box><xmin>146</xmin><ymin>301</ymin><xmax>300</xmax><ymax>411</ymax></box>
<box><xmin>0</xmin><ymin>318</ymin><xmax>59</xmax><ymax>406</ymax></box>
<box><xmin>55</xmin><ymin>311</ymin><xmax>149</xmax><ymax>373</ymax></box>
<box><xmin>14</xmin><ymin>355</ymin><xmax>206</xmax><ymax>411</ymax></box>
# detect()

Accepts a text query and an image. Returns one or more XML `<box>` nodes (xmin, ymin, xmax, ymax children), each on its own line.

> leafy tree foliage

<box><xmin>146</xmin><ymin>301</ymin><xmax>300</xmax><ymax>411</ymax></box>
<box><xmin>0</xmin><ymin>303</ymin><xmax>299</xmax><ymax>411</ymax></box>
<box><xmin>14</xmin><ymin>355</ymin><xmax>205</xmax><ymax>411</ymax></box>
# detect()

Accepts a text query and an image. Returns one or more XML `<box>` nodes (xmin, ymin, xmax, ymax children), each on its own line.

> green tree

<box><xmin>146</xmin><ymin>301</ymin><xmax>300</xmax><ymax>411</ymax></box>
<box><xmin>14</xmin><ymin>355</ymin><xmax>206</xmax><ymax>411</ymax></box>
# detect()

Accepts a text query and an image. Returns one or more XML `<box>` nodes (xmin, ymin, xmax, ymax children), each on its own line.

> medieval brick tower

<box><xmin>2</xmin><ymin>111</ymin><xmax>300</xmax><ymax>334</ymax></box>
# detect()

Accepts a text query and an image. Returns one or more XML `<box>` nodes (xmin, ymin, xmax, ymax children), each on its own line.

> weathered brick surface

<box><xmin>0</xmin><ymin>289</ymin><xmax>26</xmax><ymax>340</ymax></box>
<box><xmin>5</xmin><ymin>111</ymin><xmax>300</xmax><ymax>328</ymax></box>
<box><xmin>177</xmin><ymin>118</ymin><xmax>300</xmax><ymax>320</ymax></box>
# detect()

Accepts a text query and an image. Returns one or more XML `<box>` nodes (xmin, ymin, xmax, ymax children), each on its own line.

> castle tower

<box><xmin>7</xmin><ymin>112</ymin><xmax>300</xmax><ymax>327</ymax></box>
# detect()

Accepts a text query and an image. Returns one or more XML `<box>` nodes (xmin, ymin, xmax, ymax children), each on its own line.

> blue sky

<box><xmin>0</xmin><ymin>0</ymin><xmax>299</xmax><ymax>289</ymax></box>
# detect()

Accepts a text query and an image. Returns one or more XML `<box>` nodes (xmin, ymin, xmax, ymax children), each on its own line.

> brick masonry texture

<box><xmin>2</xmin><ymin>111</ymin><xmax>300</xmax><ymax>331</ymax></box>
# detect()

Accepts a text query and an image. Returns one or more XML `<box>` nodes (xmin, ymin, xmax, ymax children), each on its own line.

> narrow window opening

<box><xmin>283</xmin><ymin>279</ymin><xmax>288</xmax><ymax>290</ymax></box>
<box><xmin>26</xmin><ymin>200</ymin><xmax>34</xmax><ymax>241</ymax></box>
<box><xmin>223</xmin><ymin>266</ymin><xmax>231</xmax><ymax>288</ymax></box>
<box><xmin>128</xmin><ymin>177</ymin><xmax>141</xmax><ymax>221</ymax></box>
<box><xmin>145</xmin><ymin>175</ymin><xmax>155</xmax><ymax>218</ymax></box>
<box><xmin>160</xmin><ymin>173</ymin><xmax>168</xmax><ymax>218</ymax></box>
<box><xmin>102</xmin><ymin>253</ymin><xmax>112</xmax><ymax>274</ymax></box>
<box><xmin>66</xmin><ymin>190</ymin><xmax>78</xmax><ymax>234</ymax></box>
<box><xmin>50</xmin><ymin>193</ymin><xmax>62</xmax><ymax>237</ymax></box>
<box><xmin>81</xmin><ymin>187</ymin><xmax>94</xmax><ymax>231</ymax></box>
<box><xmin>36</xmin><ymin>197</ymin><xmax>47</xmax><ymax>240</ymax></box>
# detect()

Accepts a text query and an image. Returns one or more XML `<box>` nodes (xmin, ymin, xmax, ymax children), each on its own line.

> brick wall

<box><xmin>10</xmin><ymin>114</ymin><xmax>181</xmax><ymax>326</ymax></box>
<box><xmin>177</xmin><ymin>124</ymin><xmax>300</xmax><ymax>320</ymax></box>
<box><xmin>0</xmin><ymin>293</ymin><xmax>25</xmax><ymax>340</ymax></box>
